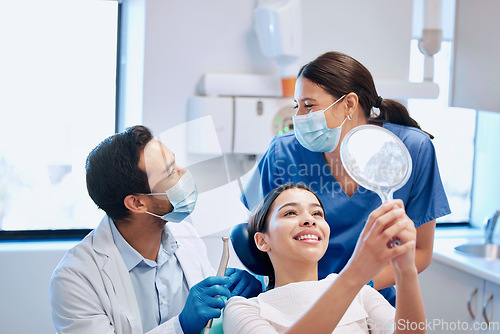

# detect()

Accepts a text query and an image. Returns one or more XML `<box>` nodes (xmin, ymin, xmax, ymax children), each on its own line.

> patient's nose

<box><xmin>300</xmin><ymin>219</ymin><xmax>316</xmax><ymax>227</ymax></box>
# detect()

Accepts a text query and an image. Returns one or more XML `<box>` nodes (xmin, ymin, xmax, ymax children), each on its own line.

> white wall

<box><xmin>139</xmin><ymin>0</ymin><xmax>413</xmax><ymax>134</ymax></box>
<box><xmin>0</xmin><ymin>1</ymin><xmax>415</xmax><ymax>333</ymax></box>
<box><xmin>0</xmin><ymin>242</ymin><xmax>76</xmax><ymax>334</ymax></box>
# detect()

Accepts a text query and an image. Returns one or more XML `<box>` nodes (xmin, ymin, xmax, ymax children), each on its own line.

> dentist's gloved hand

<box><xmin>178</xmin><ymin>276</ymin><xmax>232</xmax><ymax>334</ymax></box>
<box><xmin>225</xmin><ymin>267</ymin><xmax>262</xmax><ymax>298</ymax></box>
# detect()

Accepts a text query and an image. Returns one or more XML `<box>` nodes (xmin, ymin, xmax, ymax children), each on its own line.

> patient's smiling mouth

<box><xmin>293</xmin><ymin>230</ymin><xmax>322</xmax><ymax>244</ymax></box>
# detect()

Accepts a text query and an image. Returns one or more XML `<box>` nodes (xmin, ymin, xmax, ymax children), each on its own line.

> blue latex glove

<box><xmin>225</xmin><ymin>267</ymin><xmax>263</xmax><ymax>298</ymax></box>
<box><xmin>178</xmin><ymin>276</ymin><xmax>232</xmax><ymax>334</ymax></box>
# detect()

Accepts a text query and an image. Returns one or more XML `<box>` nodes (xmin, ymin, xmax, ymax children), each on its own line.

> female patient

<box><xmin>223</xmin><ymin>183</ymin><xmax>426</xmax><ymax>334</ymax></box>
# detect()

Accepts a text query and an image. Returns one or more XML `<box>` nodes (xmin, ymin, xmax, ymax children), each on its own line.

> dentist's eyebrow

<box><xmin>161</xmin><ymin>153</ymin><xmax>175</xmax><ymax>174</ymax></box>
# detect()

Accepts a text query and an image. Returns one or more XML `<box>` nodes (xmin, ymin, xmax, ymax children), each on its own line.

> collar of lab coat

<box><xmin>92</xmin><ymin>215</ymin><xmax>208</xmax><ymax>289</ymax></box>
<box><xmin>165</xmin><ymin>221</ymin><xmax>213</xmax><ymax>288</ymax></box>
<box><xmin>92</xmin><ymin>215</ymin><xmax>121</xmax><ymax>257</ymax></box>
<box><xmin>92</xmin><ymin>215</ymin><xmax>142</xmax><ymax>331</ymax></box>
<box><xmin>86</xmin><ymin>215</ymin><xmax>212</xmax><ymax>332</ymax></box>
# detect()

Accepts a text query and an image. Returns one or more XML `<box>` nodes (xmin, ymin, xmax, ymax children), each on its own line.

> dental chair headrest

<box><xmin>230</xmin><ymin>222</ymin><xmax>274</xmax><ymax>277</ymax></box>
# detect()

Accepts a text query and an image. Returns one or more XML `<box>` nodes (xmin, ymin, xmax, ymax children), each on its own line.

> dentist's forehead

<box><xmin>141</xmin><ymin>139</ymin><xmax>176</xmax><ymax>185</ymax></box>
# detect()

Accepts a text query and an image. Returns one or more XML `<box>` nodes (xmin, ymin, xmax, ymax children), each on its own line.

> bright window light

<box><xmin>408</xmin><ymin>40</ymin><xmax>476</xmax><ymax>223</ymax></box>
<box><xmin>0</xmin><ymin>0</ymin><xmax>118</xmax><ymax>231</ymax></box>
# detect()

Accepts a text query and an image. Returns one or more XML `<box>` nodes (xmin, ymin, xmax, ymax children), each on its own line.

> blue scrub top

<box><xmin>242</xmin><ymin>122</ymin><xmax>451</xmax><ymax>305</ymax></box>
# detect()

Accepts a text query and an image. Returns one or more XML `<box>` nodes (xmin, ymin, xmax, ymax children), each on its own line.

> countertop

<box><xmin>432</xmin><ymin>226</ymin><xmax>500</xmax><ymax>285</ymax></box>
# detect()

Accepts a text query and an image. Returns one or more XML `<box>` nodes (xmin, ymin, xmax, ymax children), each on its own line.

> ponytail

<box><xmin>371</xmin><ymin>98</ymin><xmax>434</xmax><ymax>139</ymax></box>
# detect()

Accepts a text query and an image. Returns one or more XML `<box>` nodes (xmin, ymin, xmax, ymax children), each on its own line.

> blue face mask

<box><xmin>143</xmin><ymin>170</ymin><xmax>198</xmax><ymax>223</ymax></box>
<box><xmin>293</xmin><ymin>94</ymin><xmax>349</xmax><ymax>152</ymax></box>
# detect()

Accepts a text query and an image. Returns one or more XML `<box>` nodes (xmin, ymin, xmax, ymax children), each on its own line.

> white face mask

<box><xmin>142</xmin><ymin>170</ymin><xmax>198</xmax><ymax>223</ymax></box>
<box><xmin>293</xmin><ymin>95</ymin><xmax>348</xmax><ymax>152</ymax></box>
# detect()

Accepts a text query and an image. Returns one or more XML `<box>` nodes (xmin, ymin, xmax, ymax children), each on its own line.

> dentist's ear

<box><xmin>124</xmin><ymin>194</ymin><xmax>148</xmax><ymax>214</ymax></box>
<box><xmin>254</xmin><ymin>232</ymin><xmax>270</xmax><ymax>252</ymax></box>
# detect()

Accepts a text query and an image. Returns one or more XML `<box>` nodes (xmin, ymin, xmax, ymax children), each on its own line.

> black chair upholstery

<box><xmin>230</xmin><ymin>222</ymin><xmax>273</xmax><ymax>277</ymax></box>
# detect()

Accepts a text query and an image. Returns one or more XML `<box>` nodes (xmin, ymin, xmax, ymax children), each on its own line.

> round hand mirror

<box><xmin>340</xmin><ymin>124</ymin><xmax>412</xmax><ymax>247</ymax></box>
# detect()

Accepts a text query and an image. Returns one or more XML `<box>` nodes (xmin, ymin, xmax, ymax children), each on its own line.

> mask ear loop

<box><xmin>145</xmin><ymin>211</ymin><xmax>163</xmax><ymax>219</ymax></box>
<box><xmin>324</xmin><ymin>94</ymin><xmax>347</xmax><ymax>113</ymax></box>
<box><xmin>339</xmin><ymin>115</ymin><xmax>350</xmax><ymax>128</ymax></box>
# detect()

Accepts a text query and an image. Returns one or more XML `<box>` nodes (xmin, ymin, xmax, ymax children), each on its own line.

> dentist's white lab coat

<box><xmin>50</xmin><ymin>215</ymin><xmax>215</xmax><ymax>334</ymax></box>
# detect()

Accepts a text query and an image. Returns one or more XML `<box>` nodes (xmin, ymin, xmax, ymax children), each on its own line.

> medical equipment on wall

<box><xmin>187</xmin><ymin>95</ymin><xmax>294</xmax><ymax>155</ymax></box>
<box><xmin>253</xmin><ymin>0</ymin><xmax>302</xmax><ymax>96</ymax></box>
<box><xmin>418</xmin><ymin>0</ymin><xmax>443</xmax><ymax>81</ymax></box>
<box><xmin>186</xmin><ymin>75</ymin><xmax>439</xmax><ymax>156</ymax></box>
<box><xmin>340</xmin><ymin>125</ymin><xmax>413</xmax><ymax>247</ymax></box>
<box><xmin>204</xmin><ymin>237</ymin><xmax>230</xmax><ymax>334</ymax></box>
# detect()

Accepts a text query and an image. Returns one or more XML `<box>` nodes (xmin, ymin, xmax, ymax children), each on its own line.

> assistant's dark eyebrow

<box><xmin>294</xmin><ymin>97</ymin><xmax>318</xmax><ymax>103</ymax></box>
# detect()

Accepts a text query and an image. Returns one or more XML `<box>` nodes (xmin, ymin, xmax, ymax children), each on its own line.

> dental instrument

<box><xmin>204</xmin><ymin>236</ymin><xmax>230</xmax><ymax>334</ymax></box>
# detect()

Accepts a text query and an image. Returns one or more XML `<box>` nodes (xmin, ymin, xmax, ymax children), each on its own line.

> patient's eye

<box><xmin>283</xmin><ymin>210</ymin><xmax>297</xmax><ymax>217</ymax></box>
<box><xmin>312</xmin><ymin>210</ymin><xmax>324</xmax><ymax>217</ymax></box>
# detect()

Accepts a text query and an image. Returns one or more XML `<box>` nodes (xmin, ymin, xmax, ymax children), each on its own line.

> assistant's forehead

<box><xmin>294</xmin><ymin>77</ymin><xmax>329</xmax><ymax>102</ymax></box>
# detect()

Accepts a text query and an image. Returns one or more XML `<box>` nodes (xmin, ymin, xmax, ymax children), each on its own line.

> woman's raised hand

<box><xmin>342</xmin><ymin>200</ymin><xmax>416</xmax><ymax>285</ymax></box>
<box><xmin>387</xmin><ymin>201</ymin><xmax>417</xmax><ymax>275</ymax></box>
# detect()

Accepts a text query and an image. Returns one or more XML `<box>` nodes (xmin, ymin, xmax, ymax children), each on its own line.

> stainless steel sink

<box><xmin>454</xmin><ymin>243</ymin><xmax>500</xmax><ymax>260</ymax></box>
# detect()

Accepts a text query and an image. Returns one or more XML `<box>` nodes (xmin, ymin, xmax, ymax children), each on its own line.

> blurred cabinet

<box><xmin>420</xmin><ymin>260</ymin><xmax>484</xmax><ymax>333</ymax></box>
<box><xmin>482</xmin><ymin>281</ymin><xmax>500</xmax><ymax>333</ymax></box>
<box><xmin>420</xmin><ymin>260</ymin><xmax>500</xmax><ymax>333</ymax></box>
<box><xmin>187</xmin><ymin>96</ymin><xmax>294</xmax><ymax>155</ymax></box>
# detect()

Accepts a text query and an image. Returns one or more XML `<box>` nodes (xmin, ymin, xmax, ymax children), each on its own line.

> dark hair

<box><xmin>298</xmin><ymin>51</ymin><xmax>433</xmax><ymax>139</ymax></box>
<box><xmin>85</xmin><ymin>125</ymin><xmax>153</xmax><ymax>221</ymax></box>
<box><xmin>248</xmin><ymin>183</ymin><xmax>325</xmax><ymax>287</ymax></box>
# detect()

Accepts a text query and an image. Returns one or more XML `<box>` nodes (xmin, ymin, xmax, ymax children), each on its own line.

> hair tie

<box><xmin>374</xmin><ymin>96</ymin><xmax>383</xmax><ymax>108</ymax></box>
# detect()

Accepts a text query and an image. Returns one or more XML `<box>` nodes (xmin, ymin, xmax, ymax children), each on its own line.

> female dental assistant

<box><xmin>242</xmin><ymin>51</ymin><xmax>451</xmax><ymax>305</ymax></box>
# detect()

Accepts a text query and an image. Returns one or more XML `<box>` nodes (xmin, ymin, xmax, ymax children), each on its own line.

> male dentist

<box><xmin>50</xmin><ymin>125</ymin><xmax>261</xmax><ymax>334</ymax></box>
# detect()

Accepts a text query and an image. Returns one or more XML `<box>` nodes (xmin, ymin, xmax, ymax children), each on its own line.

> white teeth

<box><xmin>297</xmin><ymin>234</ymin><xmax>319</xmax><ymax>241</ymax></box>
